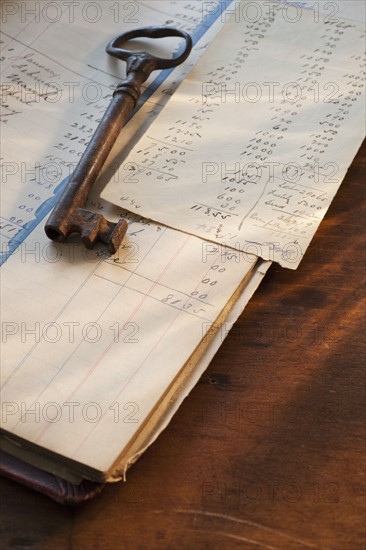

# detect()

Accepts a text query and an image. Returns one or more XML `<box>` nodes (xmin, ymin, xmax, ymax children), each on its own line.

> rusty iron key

<box><xmin>45</xmin><ymin>27</ymin><xmax>192</xmax><ymax>254</ymax></box>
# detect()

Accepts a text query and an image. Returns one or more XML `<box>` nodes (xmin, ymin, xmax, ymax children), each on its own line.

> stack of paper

<box><xmin>0</xmin><ymin>0</ymin><xmax>364</xmax><ymax>488</ymax></box>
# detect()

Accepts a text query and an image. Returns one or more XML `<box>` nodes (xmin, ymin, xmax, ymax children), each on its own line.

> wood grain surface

<box><xmin>0</xmin><ymin>142</ymin><xmax>364</xmax><ymax>550</ymax></box>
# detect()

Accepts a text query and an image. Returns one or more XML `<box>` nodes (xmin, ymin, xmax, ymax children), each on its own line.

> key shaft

<box><xmin>45</xmin><ymin>27</ymin><xmax>192</xmax><ymax>254</ymax></box>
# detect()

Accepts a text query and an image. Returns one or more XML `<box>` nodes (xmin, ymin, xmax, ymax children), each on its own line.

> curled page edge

<box><xmin>108</xmin><ymin>259</ymin><xmax>272</xmax><ymax>482</ymax></box>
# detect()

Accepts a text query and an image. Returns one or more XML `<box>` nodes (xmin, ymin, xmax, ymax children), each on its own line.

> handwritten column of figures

<box><xmin>112</xmin><ymin>5</ymin><xmax>365</xmax><ymax>266</ymax></box>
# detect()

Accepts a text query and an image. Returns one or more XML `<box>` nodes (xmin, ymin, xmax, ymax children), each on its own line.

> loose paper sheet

<box><xmin>103</xmin><ymin>0</ymin><xmax>366</xmax><ymax>268</ymax></box>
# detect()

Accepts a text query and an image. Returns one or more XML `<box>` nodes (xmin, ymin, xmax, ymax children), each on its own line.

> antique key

<box><xmin>45</xmin><ymin>27</ymin><xmax>192</xmax><ymax>254</ymax></box>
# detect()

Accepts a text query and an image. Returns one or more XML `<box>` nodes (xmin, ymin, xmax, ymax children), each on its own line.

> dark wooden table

<box><xmin>1</xmin><ymin>142</ymin><xmax>364</xmax><ymax>550</ymax></box>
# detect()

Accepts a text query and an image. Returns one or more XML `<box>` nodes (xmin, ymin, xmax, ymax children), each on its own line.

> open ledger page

<box><xmin>103</xmin><ymin>0</ymin><xmax>366</xmax><ymax>268</ymax></box>
<box><xmin>0</xmin><ymin>1</ymin><xmax>267</xmax><ymax>481</ymax></box>
<box><xmin>1</xmin><ymin>219</ymin><xmax>260</xmax><ymax>481</ymax></box>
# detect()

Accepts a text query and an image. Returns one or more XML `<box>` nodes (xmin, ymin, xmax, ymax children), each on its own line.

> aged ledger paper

<box><xmin>0</xmin><ymin>1</ymin><xmax>269</xmax><ymax>482</ymax></box>
<box><xmin>103</xmin><ymin>0</ymin><xmax>366</xmax><ymax>268</ymax></box>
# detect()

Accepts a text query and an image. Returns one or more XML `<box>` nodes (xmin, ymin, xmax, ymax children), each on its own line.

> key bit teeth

<box><xmin>108</xmin><ymin>219</ymin><xmax>128</xmax><ymax>254</ymax></box>
<box><xmin>67</xmin><ymin>208</ymin><xmax>128</xmax><ymax>253</ymax></box>
<box><xmin>79</xmin><ymin>215</ymin><xmax>128</xmax><ymax>254</ymax></box>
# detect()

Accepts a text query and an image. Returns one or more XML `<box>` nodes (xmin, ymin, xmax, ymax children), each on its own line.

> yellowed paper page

<box><xmin>1</xmin><ymin>219</ymin><xmax>257</xmax><ymax>477</ymax></box>
<box><xmin>103</xmin><ymin>0</ymin><xmax>366</xmax><ymax>268</ymax></box>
